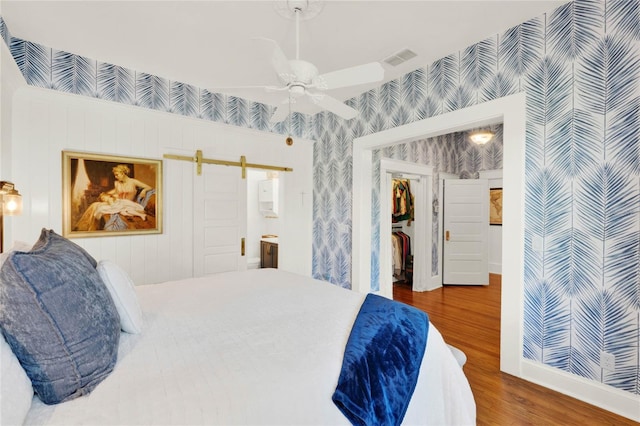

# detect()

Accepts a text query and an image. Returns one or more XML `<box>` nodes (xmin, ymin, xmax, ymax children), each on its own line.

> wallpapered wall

<box><xmin>313</xmin><ymin>0</ymin><xmax>639</xmax><ymax>395</ymax></box>
<box><xmin>0</xmin><ymin>17</ymin><xmax>314</xmax><ymax>141</ymax></box>
<box><xmin>1</xmin><ymin>0</ymin><xmax>639</xmax><ymax>396</ymax></box>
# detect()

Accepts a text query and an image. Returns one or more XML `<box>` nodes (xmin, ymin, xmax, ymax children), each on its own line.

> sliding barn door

<box><xmin>443</xmin><ymin>179</ymin><xmax>489</xmax><ymax>285</ymax></box>
<box><xmin>193</xmin><ymin>164</ymin><xmax>247</xmax><ymax>276</ymax></box>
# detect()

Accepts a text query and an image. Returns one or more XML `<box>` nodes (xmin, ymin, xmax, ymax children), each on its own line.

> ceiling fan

<box><xmin>223</xmin><ymin>1</ymin><xmax>384</xmax><ymax>123</ymax></box>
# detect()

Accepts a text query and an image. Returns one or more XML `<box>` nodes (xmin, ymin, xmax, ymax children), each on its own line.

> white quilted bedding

<box><xmin>24</xmin><ymin>269</ymin><xmax>475</xmax><ymax>425</ymax></box>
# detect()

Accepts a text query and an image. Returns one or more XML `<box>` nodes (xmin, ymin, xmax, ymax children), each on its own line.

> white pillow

<box><xmin>1</xmin><ymin>240</ymin><xmax>34</xmax><ymax>425</ymax></box>
<box><xmin>97</xmin><ymin>260</ymin><xmax>144</xmax><ymax>334</ymax></box>
<box><xmin>1</xmin><ymin>336</ymin><xmax>33</xmax><ymax>425</ymax></box>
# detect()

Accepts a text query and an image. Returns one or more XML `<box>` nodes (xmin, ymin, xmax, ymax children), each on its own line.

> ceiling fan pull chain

<box><xmin>288</xmin><ymin>90</ymin><xmax>292</xmax><ymax>132</ymax></box>
<box><xmin>286</xmin><ymin>89</ymin><xmax>294</xmax><ymax>146</ymax></box>
<box><xmin>295</xmin><ymin>6</ymin><xmax>300</xmax><ymax>60</ymax></box>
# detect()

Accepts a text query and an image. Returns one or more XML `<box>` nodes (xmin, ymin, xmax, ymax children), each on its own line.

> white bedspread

<box><xmin>24</xmin><ymin>269</ymin><xmax>475</xmax><ymax>425</ymax></box>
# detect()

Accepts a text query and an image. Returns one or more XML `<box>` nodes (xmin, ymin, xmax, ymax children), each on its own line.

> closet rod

<box><xmin>392</xmin><ymin>174</ymin><xmax>421</xmax><ymax>181</ymax></box>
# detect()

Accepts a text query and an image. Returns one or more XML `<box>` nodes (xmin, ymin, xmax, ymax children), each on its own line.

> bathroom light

<box><xmin>469</xmin><ymin>130</ymin><xmax>494</xmax><ymax>145</ymax></box>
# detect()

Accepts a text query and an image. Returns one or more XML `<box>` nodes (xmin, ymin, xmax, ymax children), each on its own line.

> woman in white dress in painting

<box><xmin>94</xmin><ymin>192</ymin><xmax>147</xmax><ymax>221</ymax></box>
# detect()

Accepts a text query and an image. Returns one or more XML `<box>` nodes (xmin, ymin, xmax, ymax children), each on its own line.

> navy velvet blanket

<box><xmin>332</xmin><ymin>294</ymin><xmax>429</xmax><ymax>426</ymax></box>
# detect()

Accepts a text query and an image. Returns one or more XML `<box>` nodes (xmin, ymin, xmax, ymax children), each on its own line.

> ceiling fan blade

<box><xmin>211</xmin><ymin>85</ymin><xmax>284</xmax><ymax>93</ymax></box>
<box><xmin>253</xmin><ymin>37</ymin><xmax>295</xmax><ymax>83</ymax></box>
<box><xmin>308</xmin><ymin>92</ymin><xmax>358</xmax><ymax>120</ymax></box>
<box><xmin>313</xmin><ymin>62</ymin><xmax>384</xmax><ymax>90</ymax></box>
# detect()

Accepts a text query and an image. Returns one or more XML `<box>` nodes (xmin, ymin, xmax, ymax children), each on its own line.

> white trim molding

<box><xmin>379</xmin><ymin>158</ymin><xmax>433</xmax><ymax>297</ymax></box>
<box><xmin>352</xmin><ymin>92</ymin><xmax>525</xmax><ymax>379</ymax></box>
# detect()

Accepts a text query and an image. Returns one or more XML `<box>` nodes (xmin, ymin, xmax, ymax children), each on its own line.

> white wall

<box><xmin>9</xmin><ymin>86</ymin><xmax>313</xmax><ymax>284</ymax></box>
<box><xmin>1</xmin><ymin>39</ymin><xmax>25</xmax><ymax>189</ymax></box>
<box><xmin>0</xmin><ymin>39</ymin><xmax>28</xmax><ymax>249</ymax></box>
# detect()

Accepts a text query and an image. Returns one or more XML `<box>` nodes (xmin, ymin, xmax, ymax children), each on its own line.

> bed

<box><xmin>1</xmin><ymin>230</ymin><xmax>475</xmax><ymax>425</ymax></box>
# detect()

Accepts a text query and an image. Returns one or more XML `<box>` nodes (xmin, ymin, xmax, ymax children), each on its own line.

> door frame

<box><xmin>379</xmin><ymin>158</ymin><xmax>432</xmax><ymax>298</ymax></box>
<box><xmin>352</xmin><ymin>92</ymin><xmax>526</xmax><ymax>378</ymax></box>
<box><xmin>437</xmin><ymin>172</ymin><xmax>458</xmax><ymax>287</ymax></box>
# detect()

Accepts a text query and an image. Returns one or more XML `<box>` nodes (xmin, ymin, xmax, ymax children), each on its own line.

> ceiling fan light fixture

<box><xmin>288</xmin><ymin>59</ymin><xmax>318</xmax><ymax>84</ymax></box>
<box><xmin>274</xmin><ymin>0</ymin><xmax>324</xmax><ymax>20</ymax></box>
<box><xmin>289</xmin><ymin>84</ymin><xmax>306</xmax><ymax>97</ymax></box>
<box><xmin>248</xmin><ymin>0</ymin><xmax>383</xmax><ymax>123</ymax></box>
<box><xmin>469</xmin><ymin>130</ymin><xmax>494</xmax><ymax>145</ymax></box>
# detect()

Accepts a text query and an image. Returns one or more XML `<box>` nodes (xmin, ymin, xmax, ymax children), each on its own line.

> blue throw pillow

<box><xmin>0</xmin><ymin>229</ymin><xmax>120</xmax><ymax>404</ymax></box>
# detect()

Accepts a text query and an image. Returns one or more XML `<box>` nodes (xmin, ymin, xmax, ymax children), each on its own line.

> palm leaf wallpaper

<box><xmin>51</xmin><ymin>50</ymin><xmax>96</xmax><ymax>96</ymax></box>
<box><xmin>170</xmin><ymin>81</ymin><xmax>200</xmax><ymax>118</ymax></box>
<box><xmin>1</xmin><ymin>0</ymin><xmax>639</xmax><ymax>396</ymax></box>
<box><xmin>97</xmin><ymin>63</ymin><xmax>135</xmax><ymax>104</ymax></box>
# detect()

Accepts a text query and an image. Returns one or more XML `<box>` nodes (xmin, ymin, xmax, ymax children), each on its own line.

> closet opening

<box><xmin>391</xmin><ymin>176</ymin><xmax>416</xmax><ymax>288</ymax></box>
<box><xmin>379</xmin><ymin>158</ymin><xmax>432</xmax><ymax>298</ymax></box>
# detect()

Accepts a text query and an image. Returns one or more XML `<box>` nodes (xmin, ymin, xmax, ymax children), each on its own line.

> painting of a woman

<box><xmin>489</xmin><ymin>188</ymin><xmax>502</xmax><ymax>225</ymax></box>
<box><xmin>62</xmin><ymin>152</ymin><xmax>162</xmax><ymax>237</ymax></box>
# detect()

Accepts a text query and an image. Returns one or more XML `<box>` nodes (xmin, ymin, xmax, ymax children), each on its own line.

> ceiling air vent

<box><xmin>383</xmin><ymin>48</ymin><xmax>417</xmax><ymax>67</ymax></box>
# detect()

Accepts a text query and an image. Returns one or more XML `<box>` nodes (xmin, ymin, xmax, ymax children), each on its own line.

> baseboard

<box><xmin>428</xmin><ymin>275</ymin><xmax>442</xmax><ymax>291</ymax></box>
<box><xmin>521</xmin><ymin>359</ymin><xmax>640</xmax><ymax>422</ymax></box>
<box><xmin>489</xmin><ymin>263</ymin><xmax>502</xmax><ymax>274</ymax></box>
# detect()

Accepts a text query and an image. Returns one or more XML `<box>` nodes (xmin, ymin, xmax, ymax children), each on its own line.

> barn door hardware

<box><xmin>163</xmin><ymin>150</ymin><xmax>293</xmax><ymax>178</ymax></box>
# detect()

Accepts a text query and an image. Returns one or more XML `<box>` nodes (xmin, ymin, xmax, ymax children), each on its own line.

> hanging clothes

<box><xmin>392</xmin><ymin>232</ymin><xmax>403</xmax><ymax>277</ymax></box>
<box><xmin>391</xmin><ymin>231</ymin><xmax>412</xmax><ymax>283</ymax></box>
<box><xmin>392</xmin><ymin>179</ymin><xmax>414</xmax><ymax>225</ymax></box>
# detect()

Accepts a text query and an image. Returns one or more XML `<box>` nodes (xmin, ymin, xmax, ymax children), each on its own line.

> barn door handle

<box><xmin>241</xmin><ymin>238</ymin><xmax>245</xmax><ymax>256</ymax></box>
<box><xmin>445</xmin><ymin>230</ymin><xmax>450</xmax><ymax>241</ymax></box>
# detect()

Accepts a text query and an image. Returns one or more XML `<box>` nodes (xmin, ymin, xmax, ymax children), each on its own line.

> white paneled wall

<box><xmin>1</xmin><ymin>39</ymin><xmax>24</xmax><ymax>179</ymax></box>
<box><xmin>9</xmin><ymin>86</ymin><xmax>313</xmax><ymax>285</ymax></box>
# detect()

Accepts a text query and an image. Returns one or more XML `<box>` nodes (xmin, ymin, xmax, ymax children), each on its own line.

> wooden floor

<box><xmin>393</xmin><ymin>275</ymin><xmax>637</xmax><ymax>426</ymax></box>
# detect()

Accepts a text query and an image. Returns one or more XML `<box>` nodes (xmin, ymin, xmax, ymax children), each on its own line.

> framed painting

<box><xmin>489</xmin><ymin>188</ymin><xmax>502</xmax><ymax>226</ymax></box>
<box><xmin>62</xmin><ymin>151</ymin><xmax>162</xmax><ymax>238</ymax></box>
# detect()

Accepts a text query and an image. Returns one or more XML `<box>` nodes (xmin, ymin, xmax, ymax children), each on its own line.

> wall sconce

<box><xmin>0</xmin><ymin>181</ymin><xmax>23</xmax><ymax>253</ymax></box>
<box><xmin>469</xmin><ymin>130</ymin><xmax>494</xmax><ymax>145</ymax></box>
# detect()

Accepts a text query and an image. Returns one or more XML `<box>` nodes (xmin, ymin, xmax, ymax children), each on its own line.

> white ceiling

<box><xmin>1</xmin><ymin>0</ymin><xmax>568</xmax><ymax>115</ymax></box>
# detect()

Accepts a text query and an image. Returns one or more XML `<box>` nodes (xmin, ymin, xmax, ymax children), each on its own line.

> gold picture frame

<box><xmin>62</xmin><ymin>151</ymin><xmax>162</xmax><ymax>238</ymax></box>
<box><xmin>489</xmin><ymin>188</ymin><xmax>503</xmax><ymax>226</ymax></box>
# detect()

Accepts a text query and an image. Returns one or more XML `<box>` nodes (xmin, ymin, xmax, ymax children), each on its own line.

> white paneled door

<box><xmin>193</xmin><ymin>165</ymin><xmax>247</xmax><ymax>276</ymax></box>
<box><xmin>443</xmin><ymin>179</ymin><xmax>489</xmax><ymax>285</ymax></box>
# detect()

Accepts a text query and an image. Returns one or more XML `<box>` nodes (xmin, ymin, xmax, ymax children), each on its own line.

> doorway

<box><xmin>352</xmin><ymin>92</ymin><xmax>526</xmax><ymax>377</ymax></box>
<box><xmin>246</xmin><ymin>169</ymin><xmax>281</xmax><ymax>270</ymax></box>
<box><xmin>379</xmin><ymin>158</ymin><xmax>433</xmax><ymax>298</ymax></box>
<box><xmin>187</xmin><ymin>124</ymin><xmax>314</xmax><ymax>279</ymax></box>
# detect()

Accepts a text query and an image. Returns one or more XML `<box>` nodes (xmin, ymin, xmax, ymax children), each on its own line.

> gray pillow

<box><xmin>0</xmin><ymin>229</ymin><xmax>120</xmax><ymax>405</ymax></box>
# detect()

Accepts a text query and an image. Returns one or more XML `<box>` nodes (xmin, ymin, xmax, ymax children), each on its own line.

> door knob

<box><xmin>445</xmin><ymin>230</ymin><xmax>450</xmax><ymax>241</ymax></box>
